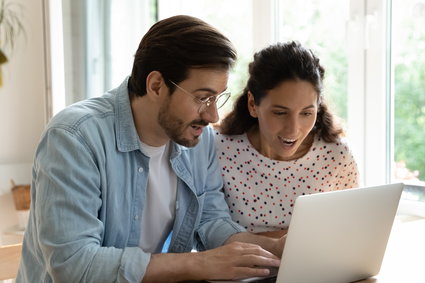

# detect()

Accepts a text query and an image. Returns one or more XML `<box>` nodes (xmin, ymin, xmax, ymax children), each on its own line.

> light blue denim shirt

<box><xmin>17</xmin><ymin>78</ymin><xmax>245</xmax><ymax>283</ymax></box>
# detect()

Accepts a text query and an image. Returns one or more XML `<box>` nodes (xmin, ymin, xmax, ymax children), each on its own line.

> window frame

<box><xmin>44</xmin><ymin>0</ymin><xmax>425</xmax><ymax>215</ymax></box>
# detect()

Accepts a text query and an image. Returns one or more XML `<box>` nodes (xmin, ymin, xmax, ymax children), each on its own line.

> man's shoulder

<box><xmin>46</xmin><ymin>78</ymin><xmax>131</xmax><ymax>132</ymax></box>
<box><xmin>47</xmin><ymin>95</ymin><xmax>116</xmax><ymax>132</ymax></box>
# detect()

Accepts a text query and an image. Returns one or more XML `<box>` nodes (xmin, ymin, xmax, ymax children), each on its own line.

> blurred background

<box><xmin>0</xmin><ymin>0</ymin><xmax>424</xmax><ymax>245</ymax></box>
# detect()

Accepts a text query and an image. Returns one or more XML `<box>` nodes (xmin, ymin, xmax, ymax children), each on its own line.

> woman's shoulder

<box><xmin>314</xmin><ymin>135</ymin><xmax>351</xmax><ymax>149</ymax></box>
<box><xmin>214</xmin><ymin>130</ymin><xmax>247</xmax><ymax>143</ymax></box>
<box><xmin>213</xmin><ymin>130</ymin><xmax>250</xmax><ymax>153</ymax></box>
<box><xmin>313</xmin><ymin>135</ymin><xmax>356</xmax><ymax>161</ymax></box>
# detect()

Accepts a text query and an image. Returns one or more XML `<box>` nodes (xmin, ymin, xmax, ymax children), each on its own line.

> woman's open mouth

<box><xmin>279</xmin><ymin>137</ymin><xmax>297</xmax><ymax>147</ymax></box>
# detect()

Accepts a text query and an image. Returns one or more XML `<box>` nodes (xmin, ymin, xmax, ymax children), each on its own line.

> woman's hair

<box><xmin>219</xmin><ymin>41</ymin><xmax>343</xmax><ymax>142</ymax></box>
<box><xmin>128</xmin><ymin>15</ymin><xmax>237</xmax><ymax>98</ymax></box>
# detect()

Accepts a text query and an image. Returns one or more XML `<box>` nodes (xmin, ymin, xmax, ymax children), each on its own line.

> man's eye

<box><xmin>200</xmin><ymin>96</ymin><xmax>215</xmax><ymax>103</ymax></box>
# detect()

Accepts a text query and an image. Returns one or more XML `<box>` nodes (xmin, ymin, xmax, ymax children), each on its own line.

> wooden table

<box><xmin>0</xmin><ymin>243</ymin><xmax>22</xmax><ymax>280</ymax></box>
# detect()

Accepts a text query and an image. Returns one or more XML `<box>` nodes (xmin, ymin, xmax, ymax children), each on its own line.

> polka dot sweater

<box><xmin>215</xmin><ymin>132</ymin><xmax>360</xmax><ymax>233</ymax></box>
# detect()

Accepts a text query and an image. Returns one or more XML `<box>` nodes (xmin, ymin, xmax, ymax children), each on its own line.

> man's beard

<box><xmin>158</xmin><ymin>99</ymin><xmax>208</xmax><ymax>147</ymax></box>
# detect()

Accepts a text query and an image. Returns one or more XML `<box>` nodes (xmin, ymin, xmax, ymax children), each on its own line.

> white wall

<box><xmin>0</xmin><ymin>0</ymin><xmax>47</xmax><ymax>244</ymax></box>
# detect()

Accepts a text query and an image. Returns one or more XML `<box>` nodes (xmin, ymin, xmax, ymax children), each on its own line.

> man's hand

<box><xmin>142</xmin><ymin>241</ymin><xmax>280</xmax><ymax>283</ymax></box>
<box><xmin>225</xmin><ymin>231</ymin><xmax>287</xmax><ymax>258</ymax></box>
<box><xmin>193</xmin><ymin>241</ymin><xmax>281</xmax><ymax>280</ymax></box>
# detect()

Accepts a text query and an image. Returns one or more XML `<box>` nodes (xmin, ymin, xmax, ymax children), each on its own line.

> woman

<box><xmin>215</xmin><ymin>41</ymin><xmax>359</xmax><ymax>236</ymax></box>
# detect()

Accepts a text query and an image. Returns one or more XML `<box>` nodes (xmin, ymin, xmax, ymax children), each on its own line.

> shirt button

<box><xmin>138</xmin><ymin>167</ymin><xmax>144</xmax><ymax>173</ymax></box>
<box><xmin>134</xmin><ymin>215</ymin><xmax>139</xmax><ymax>220</ymax></box>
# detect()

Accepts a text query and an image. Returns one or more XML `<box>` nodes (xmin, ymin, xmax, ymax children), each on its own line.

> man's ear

<box><xmin>247</xmin><ymin>91</ymin><xmax>258</xmax><ymax>118</ymax></box>
<box><xmin>146</xmin><ymin>71</ymin><xmax>165</xmax><ymax>99</ymax></box>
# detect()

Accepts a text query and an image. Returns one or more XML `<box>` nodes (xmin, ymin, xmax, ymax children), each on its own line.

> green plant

<box><xmin>0</xmin><ymin>0</ymin><xmax>24</xmax><ymax>86</ymax></box>
<box><xmin>0</xmin><ymin>0</ymin><xmax>24</xmax><ymax>51</ymax></box>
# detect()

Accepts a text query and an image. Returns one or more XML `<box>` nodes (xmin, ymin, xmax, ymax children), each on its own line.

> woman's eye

<box><xmin>301</xmin><ymin>112</ymin><xmax>313</xmax><ymax>116</ymax></box>
<box><xmin>273</xmin><ymin>111</ymin><xmax>287</xmax><ymax>116</ymax></box>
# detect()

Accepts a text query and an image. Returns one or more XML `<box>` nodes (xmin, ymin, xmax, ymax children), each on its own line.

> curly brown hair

<box><xmin>219</xmin><ymin>41</ymin><xmax>343</xmax><ymax>143</ymax></box>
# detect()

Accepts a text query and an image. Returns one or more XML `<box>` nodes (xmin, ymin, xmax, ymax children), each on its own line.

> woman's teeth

<box><xmin>281</xmin><ymin>137</ymin><xmax>296</xmax><ymax>145</ymax></box>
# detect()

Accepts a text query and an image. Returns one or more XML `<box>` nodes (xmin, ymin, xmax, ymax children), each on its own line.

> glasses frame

<box><xmin>168</xmin><ymin>80</ymin><xmax>231</xmax><ymax>113</ymax></box>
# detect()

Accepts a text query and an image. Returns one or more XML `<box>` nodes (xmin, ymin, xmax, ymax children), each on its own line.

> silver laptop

<box><xmin>210</xmin><ymin>183</ymin><xmax>404</xmax><ymax>283</ymax></box>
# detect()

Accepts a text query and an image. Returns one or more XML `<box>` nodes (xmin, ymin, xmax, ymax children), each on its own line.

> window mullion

<box><xmin>347</xmin><ymin>0</ymin><xmax>367</xmax><ymax>186</ymax></box>
<box><xmin>347</xmin><ymin>0</ymin><xmax>390</xmax><ymax>186</ymax></box>
<box><xmin>364</xmin><ymin>0</ymin><xmax>391</xmax><ymax>186</ymax></box>
<box><xmin>252</xmin><ymin>0</ymin><xmax>276</xmax><ymax>51</ymax></box>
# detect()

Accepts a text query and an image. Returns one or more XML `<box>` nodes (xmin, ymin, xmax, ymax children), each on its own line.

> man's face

<box><xmin>158</xmin><ymin>68</ymin><xmax>229</xmax><ymax>147</ymax></box>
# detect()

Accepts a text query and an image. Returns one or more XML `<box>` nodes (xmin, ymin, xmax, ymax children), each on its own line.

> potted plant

<box><xmin>10</xmin><ymin>179</ymin><xmax>31</xmax><ymax>229</ymax></box>
<box><xmin>0</xmin><ymin>0</ymin><xmax>24</xmax><ymax>86</ymax></box>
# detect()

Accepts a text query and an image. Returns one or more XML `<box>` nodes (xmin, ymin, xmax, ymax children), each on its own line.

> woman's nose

<box><xmin>283</xmin><ymin>116</ymin><xmax>299</xmax><ymax>136</ymax></box>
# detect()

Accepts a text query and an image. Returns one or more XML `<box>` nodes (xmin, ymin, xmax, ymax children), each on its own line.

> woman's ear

<box><xmin>146</xmin><ymin>71</ymin><xmax>164</xmax><ymax>99</ymax></box>
<box><xmin>247</xmin><ymin>91</ymin><xmax>258</xmax><ymax>118</ymax></box>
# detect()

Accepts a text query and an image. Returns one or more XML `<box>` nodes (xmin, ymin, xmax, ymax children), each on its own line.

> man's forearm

<box><xmin>255</xmin><ymin>229</ymin><xmax>288</xmax><ymax>239</ymax></box>
<box><xmin>142</xmin><ymin>252</ymin><xmax>198</xmax><ymax>283</ymax></box>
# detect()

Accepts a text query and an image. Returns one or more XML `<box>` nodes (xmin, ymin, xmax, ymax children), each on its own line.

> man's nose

<box><xmin>201</xmin><ymin>104</ymin><xmax>219</xmax><ymax>124</ymax></box>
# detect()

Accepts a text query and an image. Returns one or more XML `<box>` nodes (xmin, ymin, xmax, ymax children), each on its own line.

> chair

<box><xmin>0</xmin><ymin>243</ymin><xmax>22</xmax><ymax>280</ymax></box>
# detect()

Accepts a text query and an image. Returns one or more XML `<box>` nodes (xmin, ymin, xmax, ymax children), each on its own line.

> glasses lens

<box><xmin>216</xmin><ymin>93</ymin><xmax>230</xmax><ymax>109</ymax></box>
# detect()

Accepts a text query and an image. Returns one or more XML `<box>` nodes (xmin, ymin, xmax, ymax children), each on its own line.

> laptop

<box><xmin>209</xmin><ymin>183</ymin><xmax>404</xmax><ymax>283</ymax></box>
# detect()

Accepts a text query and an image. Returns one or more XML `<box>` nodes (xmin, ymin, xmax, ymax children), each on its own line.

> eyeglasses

<box><xmin>168</xmin><ymin>80</ymin><xmax>231</xmax><ymax>113</ymax></box>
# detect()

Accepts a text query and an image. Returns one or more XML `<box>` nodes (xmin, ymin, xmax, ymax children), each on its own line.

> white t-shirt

<box><xmin>139</xmin><ymin>141</ymin><xmax>177</xmax><ymax>253</ymax></box>
<box><xmin>215</xmin><ymin>132</ymin><xmax>359</xmax><ymax>233</ymax></box>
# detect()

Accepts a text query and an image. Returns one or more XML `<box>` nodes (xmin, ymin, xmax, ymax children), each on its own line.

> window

<box><xmin>275</xmin><ymin>0</ymin><xmax>350</xmax><ymax>122</ymax></box>
<box><xmin>48</xmin><ymin>0</ymin><xmax>153</xmax><ymax>115</ymax></box>
<box><xmin>273</xmin><ymin>0</ymin><xmax>389</xmax><ymax>188</ymax></box>
<box><xmin>47</xmin><ymin>0</ymin><xmax>425</xmax><ymax>215</ymax></box>
<box><xmin>392</xmin><ymin>0</ymin><xmax>425</xmax><ymax>208</ymax></box>
<box><xmin>157</xmin><ymin>0</ymin><xmax>256</xmax><ymax>116</ymax></box>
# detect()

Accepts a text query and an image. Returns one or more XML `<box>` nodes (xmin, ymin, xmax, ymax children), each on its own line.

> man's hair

<box><xmin>219</xmin><ymin>41</ymin><xmax>343</xmax><ymax>143</ymax></box>
<box><xmin>128</xmin><ymin>15</ymin><xmax>237</xmax><ymax>98</ymax></box>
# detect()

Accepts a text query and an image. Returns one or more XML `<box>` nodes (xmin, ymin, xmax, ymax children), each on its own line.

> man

<box><xmin>17</xmin><ymin>15</ymin><xmax>284</xmax><ymax>282</ymax></box>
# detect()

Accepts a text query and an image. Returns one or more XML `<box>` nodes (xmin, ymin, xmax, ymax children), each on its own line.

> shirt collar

<box><xmin>114</xmin><ymin>77</ymin><xmax>188</xmax><ymax>156</ymax></box>
<box><xmin>114</xmin><ymin>77</ymin><xmax>142</xmax><ymax>152</ymax></box>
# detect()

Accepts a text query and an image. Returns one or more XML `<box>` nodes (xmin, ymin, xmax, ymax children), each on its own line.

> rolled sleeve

<box><xmin>119</xmin><ymin>247</ymin><xmax>151</xmax><ymax>283</ymax></box>
<box><xmin>197</xmin><ymin>218</ymin><xmax>245</xmax><ymax>250</ymax></box>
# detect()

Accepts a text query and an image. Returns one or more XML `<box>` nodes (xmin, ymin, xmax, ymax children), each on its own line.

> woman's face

<box><xmin>248</xmin><ymin>79</ymin><xmax>318</xmax><ymax>161</ymax></box>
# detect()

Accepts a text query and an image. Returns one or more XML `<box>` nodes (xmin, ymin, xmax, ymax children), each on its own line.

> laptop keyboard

<box><xmin>249</xmin><ymin>276</ymin><xmax>277</xmax><ymax>283</ymax></box>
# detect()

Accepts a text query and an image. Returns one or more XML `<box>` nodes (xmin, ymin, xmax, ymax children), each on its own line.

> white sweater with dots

<box><xmin>215</xmin><ymin>132</ymin><xmax>360</xmax><ymax>233</ymax></box>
